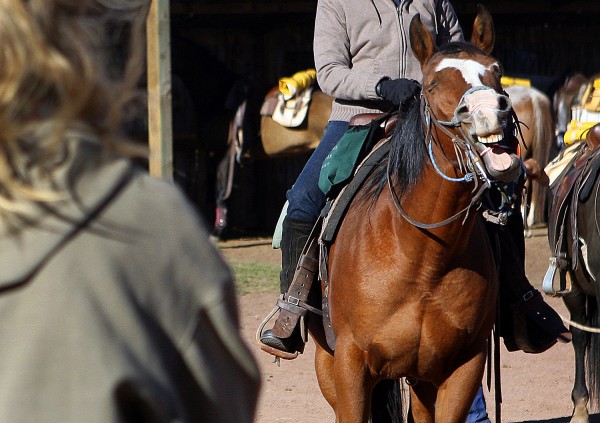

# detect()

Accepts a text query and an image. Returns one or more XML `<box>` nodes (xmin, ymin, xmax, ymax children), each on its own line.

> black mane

<box><xmin>360</xmin><ymin>97</ymin><xmax>426</xmax><ymax>205</ymax></box>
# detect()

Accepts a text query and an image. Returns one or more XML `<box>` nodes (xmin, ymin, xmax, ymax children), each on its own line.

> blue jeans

<box><xmin>466</xmin><ymin>386</ymin><xmax>490</xmax><ymax>423</ymax></box>
<box><xmin>287</xmin><ymin>121</ymin><xmax>349</xmax><ymax>222</ymax></box>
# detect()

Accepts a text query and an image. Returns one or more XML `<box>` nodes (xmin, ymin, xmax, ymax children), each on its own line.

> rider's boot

<box><xmin>495</xmin><ymin>212</ymin><xmax>572</xmax><ymax>353</ymax></box>
<box><xmin>259</xmin><ymin>217</ymin><xmax>316</xmax><ymax>357</ymax></box>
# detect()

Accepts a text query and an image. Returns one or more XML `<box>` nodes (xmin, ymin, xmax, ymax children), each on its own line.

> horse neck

<box><xmin>400</xmin><ymin>128</ymin><xmax>479</xmax><ymax>240</ymax></box>
<box><xmin>382</xmin><ymin>173</ymin><xmax>479</xmax><ymax>275</ymax></box>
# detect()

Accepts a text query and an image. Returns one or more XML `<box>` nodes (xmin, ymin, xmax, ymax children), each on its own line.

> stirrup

<box><xmin>256</xmin><ymin>300</ymin><xmax>301</xmax><ymax>360</ymax></box>
<box><xmin>542</xmin><ymin>256</ymin><xmax>572</xmax><ymax>296</ymax></box>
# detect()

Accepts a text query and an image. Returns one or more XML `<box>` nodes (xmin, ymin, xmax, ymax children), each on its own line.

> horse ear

<box><xmin>409</xmin><ymin>14</ymin><xmax>436</xmax><ymax>66</ymax></box>
<box><xmin>470</xmin><ymin>4</ymin><xmax>495</xmax><ymax>54</ymax></box>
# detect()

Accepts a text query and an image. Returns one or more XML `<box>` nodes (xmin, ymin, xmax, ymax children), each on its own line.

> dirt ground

<box><xmin>217</xmin><ymin>229</ymin><xmax>600</xmax><ymax>423</ymax></box>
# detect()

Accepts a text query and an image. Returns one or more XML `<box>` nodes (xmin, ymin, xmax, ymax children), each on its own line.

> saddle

<box><xmin>543</xmin><ymin>126</ymin><xmax>600</xmax><ymax>296</ymax></box>
<box><xmin>259</xmin><ymin>69</ymin><xmax>317</xmax><ymax>128</ymax></box>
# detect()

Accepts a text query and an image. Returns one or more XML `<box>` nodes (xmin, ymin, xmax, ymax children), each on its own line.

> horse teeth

<box><xmin>478</xmin><ymin>134</ymin><xmax>502</xmax><ymax>144</ymax></box>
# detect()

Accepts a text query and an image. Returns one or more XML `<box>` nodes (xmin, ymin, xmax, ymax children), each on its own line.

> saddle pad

<box><xmin>318</xmin><ymin>125</ymin><xmax>372</xmax><ymax>196</ymax></box>
<box><xmin>571</xmin><ymin>106</ymin><xmax>600</xmax><ymax>123</ymax></box>
<box><xmin>271</xmin><ymin>87</ymin><xmax>313</xmax><ymax>128</ymax></box>
<box><xmin>545</xmin><ymin>142</ymin><xmax>585</xmax><ymax>187</ymax></box>
<box><xmin>320</xmin><ymin>139</ymin><xmax>391</xmax><ymax>244</ymax></box>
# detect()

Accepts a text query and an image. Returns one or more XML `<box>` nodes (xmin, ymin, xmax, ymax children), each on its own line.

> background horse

<box><xmin>312</xmin><ymin>6</ymin><xmax>506</xmax><ymax>422</ymax></box>
<box><xmin>553</xmin><ymin>72</ymin><xmax>589</xmax><ymax>149</ymax></box>
<box><xmin>212</xmin><ymin>81</ymin><xmax>332</xmax><ymax>240</ymax></box>
<box><xmin>505</xmin><ymin>84</ymin><xmax>555</xmax><ymax>229</ymax></box>
<box><xmin>548</xmin><ymin>123</ymin><xmax>600</xmax><ymax>423</ymax></box>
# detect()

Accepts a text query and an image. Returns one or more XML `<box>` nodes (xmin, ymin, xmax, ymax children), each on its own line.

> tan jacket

<box><xmin>314</xmin><ymin>0</ymin><xmax>464</xmax><ymax>120</ymax></box>
<box><xmin>0</xmin><ymin>136</ymin><xmax>260</xmax><ymax>422</ymax></box>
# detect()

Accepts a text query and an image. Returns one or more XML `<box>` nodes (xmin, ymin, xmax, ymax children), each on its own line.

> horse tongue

<box><xmin>482</xmin><ymin>146</ymin><xmax>512</xmax><ymax>172</ymax></box>
<box><xmin>474</xmin><ymin>143</ymin><xmax>522</xmax><ymax>183</ymax></box>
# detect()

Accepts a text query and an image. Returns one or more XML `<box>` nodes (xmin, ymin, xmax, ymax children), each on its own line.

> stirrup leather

<box><xmin>256</xmin><ymin>236</ymin><xmax>321</xmax><ymax>359</ymax></box>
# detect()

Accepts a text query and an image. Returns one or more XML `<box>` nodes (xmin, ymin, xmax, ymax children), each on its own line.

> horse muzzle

<box><xmin>454</xmin><ymin>86</ymin><xmax>512</xmax><ymax>141</ymax></box>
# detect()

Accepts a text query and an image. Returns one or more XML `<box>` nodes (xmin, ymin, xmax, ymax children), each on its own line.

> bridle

<box><xmin>387</xmin><ymin>85</ymin><xmax>514</xmax><ymax>230</ymax></box>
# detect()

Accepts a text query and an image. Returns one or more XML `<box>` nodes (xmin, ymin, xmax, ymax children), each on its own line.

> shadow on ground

<box><xmin>516</xmin><ymin>414</ymin><xmax>600</xmax><ymax>423</ymax></box>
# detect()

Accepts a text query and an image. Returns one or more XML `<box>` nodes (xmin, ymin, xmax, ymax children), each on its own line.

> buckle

<box><xmin>522</xmin><ymin>290</ymin><xmax>535</xmax><ymax>302</ymax></box>
<box><xmin>287</xmin><ymin>296</ymin><xmax>300</xmax><ymax>306</ymax></box>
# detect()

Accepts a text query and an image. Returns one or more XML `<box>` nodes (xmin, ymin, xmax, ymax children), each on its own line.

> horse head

<box><xmin>410</xmin><ymin>5</ymin><xmax>516</xmax><ymax>182</ymax></box>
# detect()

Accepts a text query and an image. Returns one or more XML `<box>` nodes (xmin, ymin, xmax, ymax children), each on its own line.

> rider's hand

<box><xmin>376</xmin><ymin>77</ymin><xmax>421</xmax><ymax>106</ymax></box>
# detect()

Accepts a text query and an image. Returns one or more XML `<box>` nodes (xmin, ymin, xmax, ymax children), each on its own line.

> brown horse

<box><xmin>505</xmin><ymin>84</ymin><xmax>555</xmax><ymax>229</ymax></box>
<box><xmin>312</xmin><ymin>6</ymin><xmax>510</xmax><ymax>422</ymax></box>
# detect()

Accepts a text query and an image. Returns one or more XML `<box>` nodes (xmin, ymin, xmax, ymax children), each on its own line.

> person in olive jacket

<box><xmin>0</xmin><ymin>1</ymin><xmax>260</xmax><ymax>422</ymax></box>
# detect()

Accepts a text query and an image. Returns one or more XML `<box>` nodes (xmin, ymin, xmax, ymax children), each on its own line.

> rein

<box><xmin>386</xmin><ymin>93</ymin><xmax>493</xmax><ymax>230</ymax></box>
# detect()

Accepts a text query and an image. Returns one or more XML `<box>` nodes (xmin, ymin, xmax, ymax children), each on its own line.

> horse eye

<box><xmin>425</xmin><ymin>81</ymin><xmax>438</xmax><ymax>93</ymax></box>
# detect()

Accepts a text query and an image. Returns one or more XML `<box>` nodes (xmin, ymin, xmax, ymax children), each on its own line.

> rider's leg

<box><xmin>259</xmin><ymin>121</ymin><xmax>349</xmax><ymax>355</ymax></box>
<box><xmin>260</xmin><ymin>216</ymin><xmax>314</xmax><ymax>352</ymax></box>
<box><xmin>495</xmin><ymin>210</ymin><xmax>571</xmax><ymax>352</ymax></box>
<box><xmin>465</xmin><ymin>386</ymin><xmax>490</xmax><ymax>423</ymax></box>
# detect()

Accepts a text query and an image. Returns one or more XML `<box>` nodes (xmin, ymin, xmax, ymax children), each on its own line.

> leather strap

<box><xmin>271</xmin><ymin>235</ymin><xmax>321</xmax><ymax>339</ymax></box>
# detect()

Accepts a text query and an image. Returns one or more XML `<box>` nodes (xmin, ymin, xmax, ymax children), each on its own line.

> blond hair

<box><xmin>0</xmin><ymin>0</ymin><xmax>148</xmax><ymax>216</ymax></box>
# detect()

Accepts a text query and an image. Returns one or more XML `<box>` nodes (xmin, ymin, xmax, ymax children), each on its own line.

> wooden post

<box><xmin>146</xmin><ymin>0</ymin><xmax>173</xmax><ymax>181</ymax></box>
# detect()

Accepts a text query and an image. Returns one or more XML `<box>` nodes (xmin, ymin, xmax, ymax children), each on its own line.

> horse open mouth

<box><xmin>474</xmin><ymin>132</ymin><xmax>521</xmax><ymax>182</ymax></box>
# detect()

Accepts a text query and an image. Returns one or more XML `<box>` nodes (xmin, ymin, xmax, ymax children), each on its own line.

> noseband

<box><xmin>387</xmin><ymin>85</ymin><xmax>514</xmax><ymax>230</ymax></box>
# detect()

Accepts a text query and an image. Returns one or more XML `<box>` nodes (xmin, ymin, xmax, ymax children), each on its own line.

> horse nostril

<box><xmin>498</xmin><ymin>96</ymin><xmax>512</xmax><ymax>112</ymax></box>
<box><xmin>455</xmin><ymin>105</ymin><xmax>470</xmax><ymax>121</ymax></box>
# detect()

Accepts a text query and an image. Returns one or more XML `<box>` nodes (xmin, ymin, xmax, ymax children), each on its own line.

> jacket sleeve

<box><xmin>184</xmin><ymin>279</ymin><xmax>261</xmax><ymax>423</ymax></box>
<box><xmin>313</xmin><ymin>0</ymin><xmax>380</xmax><ymax>101</ymax></box>
<box><xmin>178</xmin><ymin>228</ymin><xmax>261</xmax><ymax>423</ymax></box>
<box><xmin>154</xmin><ymin>188</ymin><xmax>261</xmax><ymax>423</ymax></box>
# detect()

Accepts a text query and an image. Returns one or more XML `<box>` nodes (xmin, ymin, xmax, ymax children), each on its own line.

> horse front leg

<box><xmin>408</xmin><ymin>381</ymin><xmax>436</xmax><ymax>423</ymax></box>
<box><xmin>563</xmin><ymin>292</ymin><xmax>590</xmax><ymax>423</ymax></box>
<box><xmin>331</xmin><ymin>338</ymin><xmax>371</xmax><ymax>423</ymax></box>
<box><xmin>314</xmin><ymin>343</ymin><xmax>337</xmax><ymax>413</ymax></box>
<box><xmin>435</xmin><ymin>349</ymin><xmax>486</xmax><ymax>423</ymax></box>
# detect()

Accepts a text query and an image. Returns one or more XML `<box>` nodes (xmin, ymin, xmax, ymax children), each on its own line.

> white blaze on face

<box><xmin>435</xmin><ymin>58</ymin><xmax>506</xmax><ymax>137</ymax></box>
<box><xmin>435</xmin><ymin>58</ymin><xmax>496</xmax><ymax>87</ymax></box>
